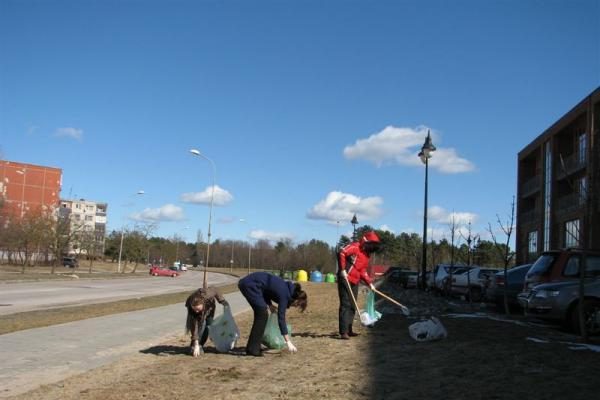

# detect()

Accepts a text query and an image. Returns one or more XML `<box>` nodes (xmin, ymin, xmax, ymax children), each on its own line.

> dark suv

<box><xmin>517</xmin><ymin>249</ymin><xmax>600</xmax><ymax>307</ymax></box>
<box><xmin>62</xmin><ymin>256</ymin><xmax>79</xmax><ymax>268</ymax></box>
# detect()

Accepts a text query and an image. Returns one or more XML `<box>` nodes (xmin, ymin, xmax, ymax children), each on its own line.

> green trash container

<box><xmin>325</xmin><ymin>272</ymin><xmax>336</xmax><ymax>283</ymax></box>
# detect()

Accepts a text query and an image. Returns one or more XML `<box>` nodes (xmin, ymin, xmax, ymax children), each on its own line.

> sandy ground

<box><xmin>8</xmin><ymin>280</ymin><xmax>600</xmax><ymax>400</ymax></box>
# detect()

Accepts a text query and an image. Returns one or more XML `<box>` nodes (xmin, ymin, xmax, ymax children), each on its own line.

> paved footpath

<box><xmin>0</xmin><ymin>291</ymin><xmax>250</xmax><ymax>398</ymax></box>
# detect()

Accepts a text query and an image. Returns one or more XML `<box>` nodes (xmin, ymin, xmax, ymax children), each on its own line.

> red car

<box><xmin>149</xmin><ymin>266</ymin><xmax>179</xmax><ymax>277</ymax></box>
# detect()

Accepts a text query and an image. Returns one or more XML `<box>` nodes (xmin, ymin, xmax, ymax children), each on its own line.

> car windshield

<box><xmin>528</xmin><ymin>254</ymin><xmax>557</xmax><ymax>275</ymax></box>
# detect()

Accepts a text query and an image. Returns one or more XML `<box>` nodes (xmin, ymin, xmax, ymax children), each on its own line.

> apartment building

<box><xmin>59</xmin><ymin>198</ymin><xmax>108</xmax><ymax>257</ymax></box>
<box><xmin>0</xmin><ymin>160</ymin><xmax>62</xmax><ymax>222</ymax></box>
<box><xmin>516</xmin><ymin>87</ymin><xmax>600</xmax><ymax>264</ymax></box>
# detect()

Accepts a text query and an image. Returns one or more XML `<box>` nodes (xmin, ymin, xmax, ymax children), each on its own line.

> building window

<box><xmin>528</xmin><ymin>231</ymin><xmax>538</xmax><ymax>255</ymax></box>
<box><xmin>578</xmin><ymin>132</ymin><xmax>587</xmax><ymax>164</ymax></box>
<box><xmin>543</xmin><ymin>141</ymin><xmax>552</xmax><ymax>251</ymax></box>
<box><xmin>565</xmin><ymin>219</ymin><xmax>580</xmax><ymax>248</ymax></box>
<box><xmin>85</xmin><ymin>215</ymin><xmax>93</xmax><ymax>222</ymax></box>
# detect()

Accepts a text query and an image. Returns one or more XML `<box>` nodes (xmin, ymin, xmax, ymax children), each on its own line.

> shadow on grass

<box><xmin>293</xmin><ymin>331</ymin><xmax>340</xmax><ymax>339</ymax></box>
<box><xmin>140</xmin><ymin>344</ymin><xmax>252</xmax><ymax>357</ymax></box>
<box><xmin>140</xmin><ymin>344</ymin><xmax>189</xmax><ymax>356</ymax></box>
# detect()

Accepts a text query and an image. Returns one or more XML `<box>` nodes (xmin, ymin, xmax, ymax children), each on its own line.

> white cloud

<box><xmin>249</xmin><ymin>229</ymin><xmax>294</xmax><ymax>242</ymax></box>
<box><xmin>55</xmin><ymin>127</ymin><xmax>83</xmax><ymax>140</ymax></box>
<box><xmin>130</xmin><ymin>204</ymin><xmax>185</xmax><ymax>222</ymax></box>
<box><xmin>343</xmin><ymin>125</ymin><xmax>475</xmax><ymax>174</ymax></box>
<box><xmin>379</xmin><ymin>224</ymin><xmax>395</xmax><ymax>233</ymax></box>
<box><xmin>307</xmin><ymin>191</ymin><xmax>383</xmax><ymax>223</ymax></box>
<box><xmin>180</xmin><ymin>185</ymin><xmax>233</xmax><ymax>206</ymax></box>
<box><xmin>428</xmin><ymin>205</ymin><xmax>478</xmax><ymax>226</ymax></box>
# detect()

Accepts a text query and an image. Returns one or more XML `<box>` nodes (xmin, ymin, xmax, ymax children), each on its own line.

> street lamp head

<box><xmin>190</xmin><ymin>149</ymin><xmax>201</xmax><ymax>156</ymax></box>
<box><xmin>137</xmin><ymin>190</ymin><xmax>145</xmax><ymax>195</ymax></box>
<box><xmin>351</xmin><ymin>214</ymin><xmax>358</xmax><ymax>225</ymax></box>
<box><xmin>418</xmin><ymin>131</ymin><xmax>436</xmax><ymax>164</ymax></box>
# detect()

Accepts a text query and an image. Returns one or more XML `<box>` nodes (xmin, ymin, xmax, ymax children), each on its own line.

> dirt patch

<box><xmin>8</xmin><ymin>281</ymin><xmax>600</xmax><ymax>400</ymax></box>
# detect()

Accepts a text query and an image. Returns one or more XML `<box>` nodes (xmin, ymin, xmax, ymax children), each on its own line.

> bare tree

<box><xmin>487</xmin><ymin>196</ymin><xmax>516</xmax><ymax>315</ymax></box>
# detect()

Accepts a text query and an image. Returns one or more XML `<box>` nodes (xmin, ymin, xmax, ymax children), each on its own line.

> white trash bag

<box><xmin>408</xmin><ymin>317</ymin><xmax>447</xmax><ymax>342</ymax></box>
<box><xmin>208</xmin><ymin>306</ymin><xmax>240</xmax><ymax>352</ymax></box>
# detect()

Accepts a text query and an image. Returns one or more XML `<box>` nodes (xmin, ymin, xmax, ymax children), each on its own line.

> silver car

<box><xmin>525</xmin><ymin>278</ymin><xmax>600</xmax><ymax>335</ymax></box>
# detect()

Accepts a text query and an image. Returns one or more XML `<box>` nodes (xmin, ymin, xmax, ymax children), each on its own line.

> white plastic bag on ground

<box><xmin>408</xmin><ymin>317</ymin><xmax>447</xmax><ymax>342</ymax></box>
<box><xmin>359</xmin><ymin>310</ymin><xmax>381</xmax><ymax>326</ymax></box>
<box><xmin>208</xmin><ymin>306</ymin><xmax>240</xmax><ymax>352</ymax></box>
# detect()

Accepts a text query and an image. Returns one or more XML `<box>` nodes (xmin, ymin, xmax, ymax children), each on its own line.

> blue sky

<box><xmin>1</xmin><ymin>0</ymin><xmax>599</xmax><ymax>247</ymax></box>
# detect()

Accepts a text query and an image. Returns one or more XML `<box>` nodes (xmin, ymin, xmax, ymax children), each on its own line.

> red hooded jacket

<box><xmin>337</xmin><ymin>231</ymin><xmax>380</xmax><ymax>285</ymax></box>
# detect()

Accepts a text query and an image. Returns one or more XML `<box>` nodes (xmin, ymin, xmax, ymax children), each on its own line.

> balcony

<box><xmin>519</xmin><ymin>209</ymin><xmax>539</xmax><ymax>225</ymax></box>
<box><xmin>520</xmin><ymin>176</ymin><xmax>541</xmax><ymax>198</ymax></box>
<box><xmin>556</xmin><ymin>153</ymin><xmax>586</xmax><ymax>180</ymax></box>
<box><xmin>555</xmin><ymin>192</ymin><xmax>585</xmax><ymax>215</ymax></box>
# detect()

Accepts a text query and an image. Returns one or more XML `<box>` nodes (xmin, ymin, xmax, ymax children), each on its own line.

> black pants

<box><xmin>199</xmin><ymin>316</ymin><xmax>212</xmax><ymax>346</ymax></box>
<box><xmin>338</xmin><ymin>276</ymin><xmax>359</xmax><ymax>334</ymax></box>
<box><xmin>246</xmin><ymin>306</ymin><xmax>268</xmax><ymax>355</ymax></box>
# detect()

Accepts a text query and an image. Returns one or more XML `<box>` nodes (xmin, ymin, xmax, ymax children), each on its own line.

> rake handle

<box><xmin>343</xmin><ymin>275</ymin><xmax>361</xmax><ymax>314</ymax></box>
<box><xmin>373</xmin><ymin>288</ymin><xmax>409</xmax><ymax>312</ymax></box>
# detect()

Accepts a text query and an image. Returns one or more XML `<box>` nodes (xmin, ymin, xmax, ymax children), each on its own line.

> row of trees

<box><xmin>1</xmin><ymin>205</ymin><xmax>515</xmax><ymax>274</ymax></box>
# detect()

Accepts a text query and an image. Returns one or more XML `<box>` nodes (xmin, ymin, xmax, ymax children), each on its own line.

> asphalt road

<box><xmin>0</xmin><ymin>270</ymin><xmax>238</xmax><ymax>315</ymax></box>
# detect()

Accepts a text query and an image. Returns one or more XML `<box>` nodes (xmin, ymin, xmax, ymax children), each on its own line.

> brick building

<box><xmin>0</xmin><ymin>160</ymin><xmax>62</xmax><ymax>222</ymax></box>
<box><xmin>516</xmin><ymin>87</ymin><xmax>600</xmax><ymax>264</ymax></box>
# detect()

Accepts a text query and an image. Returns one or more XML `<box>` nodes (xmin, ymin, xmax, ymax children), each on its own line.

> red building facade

<box><xmin>0</xmin><ymin>160</ymin><xmax>62</xmax><ymax>220</ymax></box>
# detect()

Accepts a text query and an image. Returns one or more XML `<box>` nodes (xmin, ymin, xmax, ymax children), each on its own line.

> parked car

<box><xmin>485</xmin><ymin>264</ymin><xmax>532</xmax><ymax>308</ymax></box>
<box><xmin>384</xmin><ymin>267</ymin><xmax>410</xmax><ymax>285</ymax></box>
<box><xmin>524</xmin><ymin>278</ymin><xmax>600</xmax><ymax>335</ymax></box>
<box><xmin>62</xmin><ymin>256</ymin><xmax>78</xmax><ymax>268</ymax></box>
<box><xmin>517</xmin><ymin>249</ymin><xmax>600</xmax><ymax>307</ymax></box>
<box><xmin>430</xmin><ymin>264</ymin><xmax>471</xmax><ymax>294</ymax></box>
<box><xmin>405</xmin><ymin>271</ymin><xmax>419</xmax><ymax>289</ymax></box>
<box><xmin>149</xmin><ymin>266</ymin><xmax>179</xmax><ymax>277</ymax></box>
<box><xmin>450</xmin><ymin>267</ymin><xmax>499</xmax><ymax>302</ymax></box>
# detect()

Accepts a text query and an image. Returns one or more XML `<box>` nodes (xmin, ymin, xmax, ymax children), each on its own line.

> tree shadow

<box><xmin>292</xmin><ymin>331</ymin><xmax>339</xmax><ymax>339</ymax></box>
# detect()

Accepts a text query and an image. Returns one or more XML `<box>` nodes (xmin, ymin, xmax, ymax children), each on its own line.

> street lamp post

<box><xmin>15</xmin><ymin>169</ymin><xmax>26</xmax><ymax>218</ymax></box>
<box><xmin>418</xmin><ymin>130</ymin><xmax>436</xmax><ymax>290</ymax></box>
<box><xmin>230</xmin><ymin>240</ymin><xmax>234</xmax><ymax>273</ymax></box>
<box><xmin>190</xmin><ymin>149</ymin><xmax>216</xmax><ymax>289</ymax></box>
<box><xmin>117</xmin><ymin>190</ymin><xmax>145</xmax><ymax>273</ymax></box>
<box><xmin>351</xmin><ymin>214</ymin><xmax>358</xmax><ymax>241</ymax></box>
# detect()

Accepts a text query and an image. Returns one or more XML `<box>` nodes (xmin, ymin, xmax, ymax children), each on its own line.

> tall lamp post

<box><xmin>351</xmin><ymin>214</ymin><xmax>358</xmax><ymax>240</ymax></box>
<box><xmin>418</xmin><ymin>130</ymin><xmax>436</xmax><ymax>290</ymax></box>
<box><xmin>15</xmin><ymin>169</ymin><xmax>27</xmax><ymax>218</ymax></box>
<box><xmin>118</xmin><ymin>190</ymin><xmax>145</xmax><ymax>273</ymax></box>
<box><xmin>190</xmin><ymin>148</ymin><xmax>216</xmax><ymax>289</ymax></box>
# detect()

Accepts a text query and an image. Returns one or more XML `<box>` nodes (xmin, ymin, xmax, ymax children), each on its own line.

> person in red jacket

<box><xmin>337</xmin><ymin>231</ymin><xmax>381</xmax><ymax>339</ymax></box>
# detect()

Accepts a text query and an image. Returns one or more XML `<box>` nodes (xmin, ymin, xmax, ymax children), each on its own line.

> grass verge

<box><xmin>0</xmin><ymin>283</ymin><xmax>240</xmax><ymax>335</ymax></box>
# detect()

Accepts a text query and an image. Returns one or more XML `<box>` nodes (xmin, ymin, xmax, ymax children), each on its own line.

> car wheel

<box><xmin>571</xmin><ymin>299</ymin><xmax>600</xmax><ymax>336</ymax></box>
<box><xmin>468</xmin><ymin>287</ymin><xmax>482</xmax><ymax>302</ymax></box>
<box><xmin>172</xmin><ymin>274</ymin><xmax>177</xmax><ymax>277</ymax></box>
<box><xmin>152</xmin><ymin>273</ymin><xmax>158</xmax><ymax>276</ymax></box>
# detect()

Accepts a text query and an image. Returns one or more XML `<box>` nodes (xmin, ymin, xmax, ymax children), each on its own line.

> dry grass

<box><xmin>9</xmin><ymin>280</ymin><xmax>600</xmax><ymax>400</ymax></box>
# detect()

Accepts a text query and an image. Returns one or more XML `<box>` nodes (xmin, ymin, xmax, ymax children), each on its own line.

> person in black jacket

<box><xmin>238</xmin><ymin>272</ymin><xmax>307</xmax><ymax>356</ymax></box>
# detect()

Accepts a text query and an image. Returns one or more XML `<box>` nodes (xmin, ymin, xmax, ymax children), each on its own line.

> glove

<box><xmin>369</xmin><ymin>283</ymin><xmax>376</xmax><ymax>291</ymax></box>
<box><xmin>191</xmin><ymin>340</ymin><xmax>203</xmax><ymax>357</ymax></box>
<box><xmin>286</xmin><ymin>341</ymin><xmax>298</xmax><ymax>353</ymax></box>
<box><xmin>341</xmin><ymin>270</ymin><xmax>348</xmax><ymax>279</ymax></box>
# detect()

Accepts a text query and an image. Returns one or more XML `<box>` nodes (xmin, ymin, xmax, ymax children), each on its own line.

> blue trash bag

<box><xmin>208</xmin><ymin>306</ymin><xmax>240</xmax><ymax>352</ymax></box>
<box><xmin>262</xmin><ymin>313</ymin><xmax>291</xmax><ymax>350</ymax></box>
